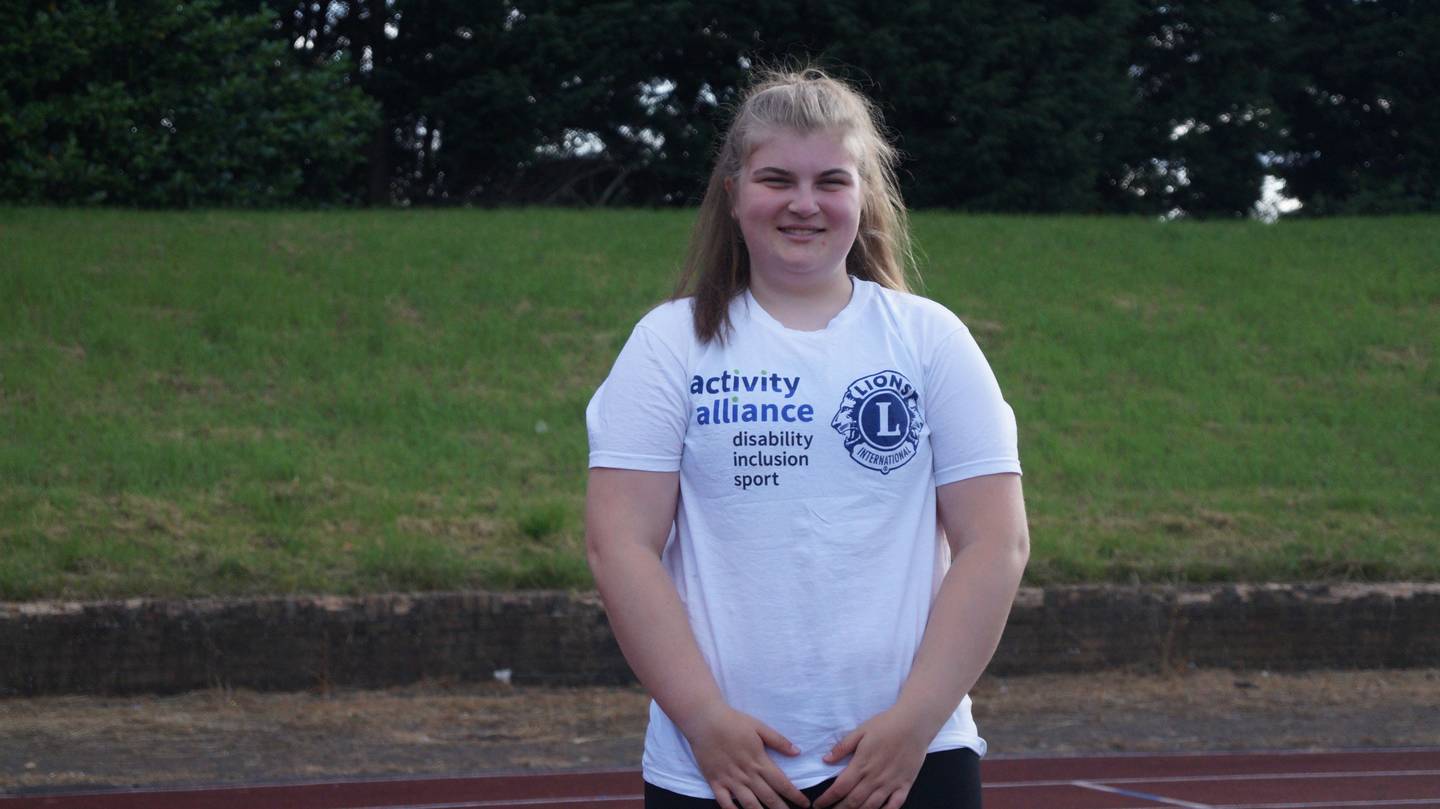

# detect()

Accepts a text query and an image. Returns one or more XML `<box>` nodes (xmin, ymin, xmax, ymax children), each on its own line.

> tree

<box><xmin>224</xmin><ymin>0</ymin><xmax>1150</xmax><ymax>210</ymax></box>
<box><xmin>230</xmin><ymin>0</ymin><xmax>755</xmax><ymax>205</ymax></box>
<box><xmin>88</xmin><ymin>0</ymin><xmax>1435</xmax><ymax>215</ymax></box>
<box><xmin>821</xmin><ymin>0</ymin><xmax>1140</xmax><ymax>212</ymax></box>
<box><xmin>1110</xmin><ymin>0</ymin><xmax>1296</xmax><ymax>217</ymax></box>
<box><xmin>0</xmin><ymin>0</ymin><xmax>379</xmax><ymax>206</ymax></box>
<box><xmin>217</xmin><ymin>0</ymin><xmax>400</xmax><ymax>204</ymax></box>
<box><xmin>1272</xmin><ymin>0</ymin><xmax>1440</xmax><ymax>215</ymax></box>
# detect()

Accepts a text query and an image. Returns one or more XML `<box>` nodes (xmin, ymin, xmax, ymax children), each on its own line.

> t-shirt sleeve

<box><xmin>925</xmin><ymin>326</ymin><xmax>1022</xmax><ymax>486</ymax></box>
<box><xmin>586</xmin><ymin>322</ymin><xmax>690</xmax><ymax>471</ymax></box>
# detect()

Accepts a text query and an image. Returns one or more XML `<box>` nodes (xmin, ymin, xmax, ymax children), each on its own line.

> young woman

<box><xmin>585</xmin><ymin>67</ymin><xmax>1029</xmax><ymax>809</ymax></box>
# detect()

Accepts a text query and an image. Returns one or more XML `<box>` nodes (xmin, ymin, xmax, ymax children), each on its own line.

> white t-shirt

<box><xmin>586</xmin><ymin>277</ymin><xmax>1021</xmax><ymax>798</ymax></box>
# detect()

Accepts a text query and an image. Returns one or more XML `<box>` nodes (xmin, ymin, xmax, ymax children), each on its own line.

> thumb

<box><xmin>756</xmin><ymin>723</ymin><xmax>801</xmax><ymax>756</ymax></box>
<box><xmin>823</xmin><ymin>729</ymin><xmax>861</xmax><ymax>763</ymax></box>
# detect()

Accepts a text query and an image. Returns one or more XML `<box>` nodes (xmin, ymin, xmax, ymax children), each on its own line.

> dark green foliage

<box><xmin>226</xmin><ymin>0</ymin><xmax>1145</xmax><ymax>211</ymax></box>
<box><xmin>1271</xmin><ymin>0</ymin><xmax>1440</xmax><ymax>215</ymax></box>
<box><xmin>226</xmin><ymin>0</ymin><xmax>756</xmax><ymax>205</ymax></box>
<box><xmin>0</xmin><ymin>0</ymin><xmax>379</xmax><ymax>206</ymax></box>
<box><xmin>7</xmin><ymin>0</ymin><xmax>1438</xmax><ymax>214</ymax></box>
<box><xmin>824</xmin><ymin>0</ymin><xmax>1141</xmax><ymax>212</ymax></box>
<box><xmin>1111</xmin><ymin>0</ymin><xmax>1296</xmax><ymax>217</ymax></box>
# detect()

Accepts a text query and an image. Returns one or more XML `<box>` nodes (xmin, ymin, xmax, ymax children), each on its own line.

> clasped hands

<box><xmin>685</xmin><ymin>702</ymin><xmax>932</xmax><ymax>809</ymax></box>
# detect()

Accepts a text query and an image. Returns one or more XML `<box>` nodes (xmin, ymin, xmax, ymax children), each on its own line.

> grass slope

<box><xmin>1</xmin><ymin>208</ymin><xmax>1436</xmax><ymax>599</ymax></box>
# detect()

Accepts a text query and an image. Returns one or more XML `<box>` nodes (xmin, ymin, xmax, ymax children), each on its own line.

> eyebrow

<box><xmin>752</xmin><ymin>167</ymin><xmax>854</xmax><ymax>179</ymax></box>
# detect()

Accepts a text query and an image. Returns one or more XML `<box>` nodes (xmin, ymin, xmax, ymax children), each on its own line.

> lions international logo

<box><xmin>831</xmin><ymin>370</ymin><xmax>924</xmax><ymax>474</ymax></box>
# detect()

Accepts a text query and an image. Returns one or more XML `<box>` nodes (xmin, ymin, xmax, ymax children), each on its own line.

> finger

<box><xmin>859</xmin><ymin>785</ymin><xmax>891</xmax><ymax>809</ymax></box>
<box><xmin>839</xmin><ymin>782</ymin><xmax>880</xmax><ymax>809</ymax></box>
<box><xmin>761</xmin><ymin>764</ymin><xmax>811</xmax><ymax>808</ymax></box>
<box><xmin>835</xmin><ymin>782</ymin><xmax>858</xmax><ymax>809</ymax></box>
<box><xmin>813</xmin><ymin>771</ymin><xmax>858</xmax><ymax>809</ymax></box>
<box><xmin>823</xmin><ymin>729</ymin><xmax>861</xmax><ymax>764</ymax></box>
<box><xmin>747</xmin><ymin>775</ymin><xmax>793</xmax><ymax>809</ymax></box>
<box><xmin>880</xmin><ymin>787</ymin><xmax>909</xmax><ymax>809</ymax></box>
<box><xmin>756</xmin><ymin>723</ymin><xmax>801</xmax><ymax>756</ymax></box>
<box><xmin>712</xmin><ymin>784</ymin><xmax>740</xmax><ymax>809</ymax></box>
<box><xmin>733</xmin><ymin>784</ymin><xmax>763</xmax><ymax>809</ymax></box>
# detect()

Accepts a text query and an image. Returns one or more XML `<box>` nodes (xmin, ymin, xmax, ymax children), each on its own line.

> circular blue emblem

<box><xmin>831</xmin><ymin>370</ymin><xmax>924</xmax><ymax>474</ymax></box>
<box><xmin>858</xmin><ymin>390</ymin><xmax>911</xmax><ymax>451</ymax></box>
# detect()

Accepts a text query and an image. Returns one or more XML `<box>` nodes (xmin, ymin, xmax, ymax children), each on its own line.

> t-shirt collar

<box><xmin>742</xmin><ymin>275</ymin><xmax>870</xmax><ymax>336</ymax></box>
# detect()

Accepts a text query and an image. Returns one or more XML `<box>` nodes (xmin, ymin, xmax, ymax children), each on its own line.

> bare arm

<box><xmin>814</xmin><ymin>472</ymin><xmax>1029</xmax><ymax>809</ymax></box>
<box><xmin>892</xmin><ymin>472</ymin><xmax>1031</xmax><ymax>739</ymax></box>
<box><xmin>584</xmin><ymin>467</ymin><xmax>723</xmax><ymax>735</ymax></box>
<box><xmin>585</xmin><ymin>467</ymin><xmax>809</xmax><ymax>809</ymax></box>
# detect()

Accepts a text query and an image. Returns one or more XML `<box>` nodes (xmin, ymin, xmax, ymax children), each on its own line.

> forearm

<box><xmin>590</xmin><ymin>545</ymin><xmax>727</xmax><ymax>737</ymax></box>
<box><xmin>892</xmin><ymin>538</ymin><xmax>1029</xmax><ymax>740</ymax></box>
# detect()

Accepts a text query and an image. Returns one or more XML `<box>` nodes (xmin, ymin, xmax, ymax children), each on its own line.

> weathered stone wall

<box><xmin>2</xmin><ymin>584</ymin><xmax>1437</xmax><ymax>697</ymax></box>
<box><xmin>0</xmin><ymin>592</ymin><xmax>632</xmax><ymax>697</ymax></box>
<box><xmin>992</xmin><ymin>583</ymin><xmax>1440</xmax><ymax>674</ymax></box>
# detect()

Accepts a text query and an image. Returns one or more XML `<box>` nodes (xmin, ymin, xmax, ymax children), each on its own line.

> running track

<box><xmin>3</xmin><ymin>748</ymin><xmax>1438</xmax><ymax>808</ymax></box>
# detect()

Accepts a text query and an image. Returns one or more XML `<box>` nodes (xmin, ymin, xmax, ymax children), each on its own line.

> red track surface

<box><xmin>4</xmin><ymin>748</ymin><xmax>1438</xmax><ymax>809</ymax></box>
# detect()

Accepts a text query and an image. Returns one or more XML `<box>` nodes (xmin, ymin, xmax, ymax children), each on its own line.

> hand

<box><xmin>683</xmin><ymin>703</ymin><xmax>811</xmax><ymax>809</ymax></box>
<box><xmin>812</xmin><ymin>707</ymin><xmax>931</xmax><ymax>809</ymax></box>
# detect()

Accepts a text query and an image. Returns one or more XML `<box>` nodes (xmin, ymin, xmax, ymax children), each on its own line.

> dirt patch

<box><xmin>2</xmin><ymin>669</ymin><xmax>1437</xmax><ymax>794</ymax></box>
<box><xmin>975</xmin><ymin>668</ymin><xmax>1440</xmax><ymax>755</ymax></box>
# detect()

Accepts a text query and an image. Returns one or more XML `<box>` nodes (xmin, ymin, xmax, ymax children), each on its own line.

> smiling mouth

<box><xmin>778</xmin><ymin>227</ymin><xmax>824</xmax><ymax>235</ymax></box>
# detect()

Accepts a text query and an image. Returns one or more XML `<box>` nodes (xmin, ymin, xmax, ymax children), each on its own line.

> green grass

<box><xmin>1</xmin><ymin>207</ymin><xmax>1436</xmax><ymax>599</ymax></box>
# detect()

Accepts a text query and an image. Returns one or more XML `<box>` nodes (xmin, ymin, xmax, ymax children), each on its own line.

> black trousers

<box><xmin>643</xmin><ymin>747</ymin><xmax>982</xmax><ymax>809</ymax></box>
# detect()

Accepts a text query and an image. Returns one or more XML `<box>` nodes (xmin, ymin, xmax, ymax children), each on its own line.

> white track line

<box><xmin>411</xmin><ymin>787</ymin><xmax>1440</xmax><ymax>809</ymax></box>
<box><xmin>988</xmin><ymin>769</ymin><xmax>1440</xmax><ymax>788</ymax></box>
<box><xmin>1073</xmin><ymin>779</ymin><xmax>1217</xmax><ymax>808</ymax></box>
<box><xmin>332</xmin><ymin>771</ymin><xmax>1440</xmax><ymax>809</ymax></box>
<box><xmin>1215</xmin><ymin>794</ymin><xmax>1440</xmax><ymax>800</ymax></box>
<box><xmin>337</xmin><ymin>796</ymin><xmax>642</xmax><ymax>809</ymax></box>
<box><xmin>989</xmin><ymin>746</ymin><xmax>1440</xmax><ymax>762</ymax></box>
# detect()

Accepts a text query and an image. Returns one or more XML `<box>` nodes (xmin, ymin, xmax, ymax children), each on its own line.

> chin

<box><xmin>777</xmin><ymin>260</ymin><xmax>846</xmax><ymax>279</ymax></box>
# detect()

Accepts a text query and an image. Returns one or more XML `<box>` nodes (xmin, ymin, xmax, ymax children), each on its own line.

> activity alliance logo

<box><xmin>831</xmin><ymin>370</ymin><xmax>924</xmax><ymax>474</ymax></box>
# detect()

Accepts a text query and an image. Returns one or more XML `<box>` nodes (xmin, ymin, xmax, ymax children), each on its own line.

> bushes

<box><xmin>3</xmin><ymin>0</ymin><xmax>1437</xmax><ymax>214</ymax></box>
<box><xmin>0</xmin><ymin>0</ymin><xmax>379</xmax><ymax>206</ymax></box>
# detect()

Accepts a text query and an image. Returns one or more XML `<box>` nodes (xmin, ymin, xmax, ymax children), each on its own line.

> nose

<box><xmin>787</xmin><ymin>184</ymin><xmax>819</xmax><ymax>216</ymax></box>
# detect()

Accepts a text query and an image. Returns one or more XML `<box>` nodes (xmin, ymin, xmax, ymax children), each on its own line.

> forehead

<box><xmin>743</xmin><ymin>128</ymin><xmax>860</xmax><ymax>172</ymax></box>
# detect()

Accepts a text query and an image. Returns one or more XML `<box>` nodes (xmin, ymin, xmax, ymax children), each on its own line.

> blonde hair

<box><xmin>672</xmin><ymin>65</ymin><xmax>915</xmax><ymax>343</ymax></box>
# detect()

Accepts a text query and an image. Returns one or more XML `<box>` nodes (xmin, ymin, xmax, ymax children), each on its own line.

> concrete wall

<box><xmin>994</xmin><ymin>583</ymin><xmax>1440</xmax><ymax>674</ymax></box>
<box><xmin>3</xmin><ymin>584</ymin><xmax>1437</xmax><ymax>697</ymax></box>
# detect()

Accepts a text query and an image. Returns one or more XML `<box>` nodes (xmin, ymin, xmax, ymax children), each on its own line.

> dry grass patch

<box><xmin>1366</xmin><ymin>343</ymin><xmax>1428</xmax><ymax>370</ymax></box>
<box><xmin>146</xmin><ymin>370</ymin><xmax>231</xmax><ymax>400</ymax></box>
<box><xmin>108</xmin><ymin>494</ymin><xmax>195</xmax><ymax>540</ymax></box>
<box><xmin>385</xmin><ymin>295</ymin><xmax>424</xmax><ymax>328</ymax></box>
<box><xmin>394</xmin><ymin>515</ymin><xmax>498</xmax><ymax>543</ymax></box>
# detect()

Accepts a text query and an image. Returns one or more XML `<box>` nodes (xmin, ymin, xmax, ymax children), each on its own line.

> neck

<box><xmin>748</xmin><ymin>267</ymin><xmax>854</xmax><ymax>331</ymax></box>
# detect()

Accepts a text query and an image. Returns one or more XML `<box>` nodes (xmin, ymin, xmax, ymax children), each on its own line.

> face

<box><xmin>726</xmin><ymin>129</ymin><xmax>862</xmax><ymax>287</ymax></box>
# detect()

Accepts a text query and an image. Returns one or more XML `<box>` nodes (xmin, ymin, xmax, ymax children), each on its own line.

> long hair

<box><xmin>672</xmin><ymin>65</ymin><xmax>916</xmax><ymax>344</ymax></box>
